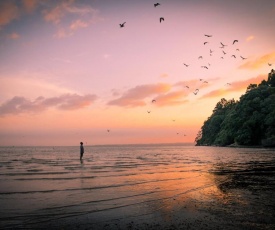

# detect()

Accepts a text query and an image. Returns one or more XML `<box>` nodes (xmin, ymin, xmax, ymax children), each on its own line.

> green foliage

<box><xmin>195</xmin><ymin>70</ymin><xmax>275</xmax><ymax>146</ymax></box>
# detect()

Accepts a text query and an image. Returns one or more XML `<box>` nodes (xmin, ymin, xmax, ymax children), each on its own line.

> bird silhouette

<box><xmin>204</xmin><ymin>42</ymin><xmax>208</xmax><ymax>45</ymax></box>
<box><xmin>236</xmin><ymin>48</ymin><xmax>240</xmax><ymax>51</ymax></box>
<box><xmin>204</xmin><ymin>34</ymin><xmax>212</xmax><ymax>37</ymax></box>
<box><xmin>201</xmin><ymin>66</ymin><xmax>208</xmax><ymax>69</ymax></box>
<box><xmin>107</xmin><ymin>130</ymin><xmax>110</xmax><ymax>132</ymax></box>
<box><xmin>185</xmin><ymin>86</ymin><xmax>189</xmax><ymax>89</ymax></box>
<box><xmin>147</xmin><ymin>111</ymin><xmax>151</xmax><ymax>113</ymax></box>
<box><xmin>220</xmin><ymin>42</ymin><xmax>227</xmax><ymax>47</ymax></box>
<box><xmin>240</xmin><ymin>56</ymin><xmax>247</xmax><ymax>60</ymax></box>
<box><xmin>231</xmin><ymin>55</ymin><xmax>236</xmax><ymax>58</ymax></box>
<box><xmin>183</xmin><ymin>63</ymin><xmax>189</xmax><ymax>67</ymax></box>
<box><xmin>223</xmin><ymin>51</ymin><xmax>226</xmax><ymax>55</ymax></box>
<box><xmin>152</xmin><ymin>99</ymin><xmax>156</xmax><ymax>103</ymax></box>
<box><xmin>268</xmin><ymin>63</ymin><xmax>272</xmax><ymax>66</ymax></box>
<box><xmin>193</xmin><ymin>89</ymin><xmax>199</xmax><ymax>95</ymax></box>
<box><xmin>226</xmin><ymin>83</ymin><xmax>231</xmax><ymax>85</ymax></box>
<box><xmin>119</xmin><ymin>22</ymin><xmax>126</xmax><ymax>28</ymax></box>
<box><xmin>198</xmin><ymin>56</ymin><xmax>203</xmax><ymax>59</ymax></box>
<box><xmin>233</xmin><ymin>40</ymin><xmax>238</xmax><ymax>44</ymax></box>
<box><xmin>160</xmin><ymin>17</ymin><xmax>164</xmax><ymax>23</ymax></box>
<box><xmin>203</xmin><ymin>81</ymin><xmax>208</xmax><ymax>83</ymax></box>
<box><xmin>154</xmin><ymin>3</ymin><xmax>160</xmax><ymax>7</ymax></box>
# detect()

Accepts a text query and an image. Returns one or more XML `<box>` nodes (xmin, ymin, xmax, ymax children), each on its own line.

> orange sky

<box><xmin>0</xmin><ymin>0</ymin><xmax>275</xmax><ymax>146</ymax></box>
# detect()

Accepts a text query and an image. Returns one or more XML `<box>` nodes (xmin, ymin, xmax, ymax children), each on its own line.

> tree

<box><xmin>196</xmin><ymin>70</ymin><xmax>275</xmax><ymax>147</ymax></box>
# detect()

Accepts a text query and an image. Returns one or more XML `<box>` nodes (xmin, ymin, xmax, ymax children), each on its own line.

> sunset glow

<box><xmin>0</xmin><ymin>0</ymin><xmax>275</xmax><ymax>146</ymax></box>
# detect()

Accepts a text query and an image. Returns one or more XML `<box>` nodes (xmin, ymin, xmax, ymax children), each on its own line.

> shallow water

<box><xmin>0</xmin><ymin>145</ymin><xmax>275</xmax><ymax>229</ymax></box>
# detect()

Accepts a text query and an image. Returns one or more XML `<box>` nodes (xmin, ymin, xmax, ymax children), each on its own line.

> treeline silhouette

<box><xmin>196</xmin><ymin>69</ymin><xmax>275</xmax><ymax>147</ymax></box>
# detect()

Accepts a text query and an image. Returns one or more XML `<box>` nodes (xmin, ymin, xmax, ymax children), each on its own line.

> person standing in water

<box><xmin>80</xmin><ymin>142</ymin><xmax>84</xmax><ymax>160</ymax></box>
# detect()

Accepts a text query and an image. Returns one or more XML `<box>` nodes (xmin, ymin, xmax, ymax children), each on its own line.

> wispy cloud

<box><xmin>246</xmin><ymin>35</ymin><xmax>255</xmax><ymax>42</ymax></box>
<box><xmin>43</xmin><ymin>0</ymin><xmax>101</xmax><ymax>38</ymax></box>
<box><xmin>70</xmin><ymin>19</ymin><xmax>88</xmax><ymax>30</ymax></box>
<box><xmin>0</xmin><ymin>93</ymin><xmax>97</xmax><ymax>116</ymax></box>
<box><xmin>0</xmin><ymin>1</ymin><xmax>19</xmax><ymax>27</ymax></box>
<box><xmin>108</xmin><ymin>83</ymin><xmax>171</xmax><ymax>107</ymax></box>
<box><xmin>239</xmin><ymin>52</ymin><xmax>275</xmax><ymax>69</ymax></box>
<box><xmin>22</xmin><ymin>0</ymin><xmax>38</xmax><ymax>13</ymax></box>
<box><xmin>201</xmin><ymin>75</ymin><xmax>266</xmax><ymax>99</ymax></box>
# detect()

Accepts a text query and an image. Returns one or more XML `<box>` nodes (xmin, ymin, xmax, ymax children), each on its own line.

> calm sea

<box><xmin>0</xmin><ymin>144</ymin><xmax>274</xmax><ymax>229</ymax></box>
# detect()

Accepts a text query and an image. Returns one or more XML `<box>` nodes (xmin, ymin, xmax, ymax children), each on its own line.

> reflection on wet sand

<box><xmin>207</xmin><ymin>158</ymin><xmax>275</xmax><ymax>230</ymax></box>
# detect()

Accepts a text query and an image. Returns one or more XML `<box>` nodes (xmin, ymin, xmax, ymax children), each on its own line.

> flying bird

<box><xmin>268</xmin><ymin>63</ymin><xmax>272</xmax><ymax>66</ymax></box>
<box><xmin>204</xmin><ymin>42</ymin><xmax>208</xmax><ymax>45</ymax></box>
<box><xmin>185</xmin><ymin>86</ymin><xmax>190</xmax><ymax>89</ymax></box>
<box><xmin>183</xmin><ymin>63</ymin><xmax>189</xmax><ymax>67</ymax></box>
<box><xmin>231</xmin><ymin>55</ymin><xmax>236</xmax><ymax>58</ymax></box>
<box><xmin>220</xmin><ymin>42</ymin><xmax>227</xmax><ymax>47</ymax></box>
<box><xmin>198</xmin><ymin>56</ymin><xmax>203</xmax><ymax>59</ymax></box>
<box><xmin>107</xmin><ymin>130</ymin><xmax>110</xmax><ymax>132</ymax></box>
<box><xmin>193</xmin><ymin>89</ymin><xmax>199</xmax><ymax>95</ymax></box>
<box><xmin>119</xmin><ymin>22</ymin><xmax>126</xmax><ymax>28</ymax></box>
<box><xmin>152</xmin><ymin>99</ymin><xmax>156</xmax><ymax>103</ymax></box>
<box><xmin>236</xmin><ymin>48</ymin><xmax>240</xmax><ymax>51</ymax></box>
<box><xmin>201</xmin><ymin>66</ymin><xmax>208</xmax><ymax>69</ymax></box>
<box><xmin>160</xmin><ymin>17</ymin><xmax>164</xmax><ymax>23</ymax></box>
<box><xmin>233</xmin><ymin>40</ymin><xmax>238</xmax><ymax>45</ymax></box>
<box><xmin>226</xmin><ymin>83</ymin><xmax>231</xmax><ymax>85</ymax></box>
<box><xmin>240</xmin><ymin>56</ymin><xmax>247</xmax><ymax>60</ymax></box>
<box><xmin>147</xmin><ymin>111</ymin><xmax>151</xmax><ymax>113</ymax></box>
<box><xmin>204</xmin><ymin>34</ymin><xmax>212</xmax><ymax>37</ymax></box>
<box><xmin>223</xmin><ymin>51</ymin><xmax>226</xmax><ymax>55</ymax></box>
<box><xmin>203</xmin><ymin>81</ymin><xmax>208</xmax><ymax>83</ymax></box>
<box><xmin>154</xmin><ymin>3</ymin><xmax>160</xmax><ymax>7</ymax></box>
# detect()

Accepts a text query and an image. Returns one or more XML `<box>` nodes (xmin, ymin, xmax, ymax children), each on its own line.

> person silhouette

<box><xmin>80</xmin><ymin>142</ymin><xmax>84</xmax><ymax>160</ymax></box>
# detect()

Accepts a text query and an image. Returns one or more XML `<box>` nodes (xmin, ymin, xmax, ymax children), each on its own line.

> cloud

<box><xmin>70</xmin><ymin>19</ymin><xmax>88</xmax><ymax>30</ymax></box>
<box><xmin>160</xmin><ymin>73</ymin><xmax>169</xmax><ymax>78</ymax></box>
<box><xmin>246</xmin><ymin>35</ymin><xmax>255</xmax><ymax>42</ymax></box>
<box><xmin>108</xmin><ymin>83</ymin><xmax>171</xmax><ymax>107</ymax></box>
<box><xmin>7</xmin><ymin>32</ymin><xmax>20</xmax><ymax>40</ymax></box>
<box><xmin>201</xmin><ymin>75</ymin><xmax>266</xmax><ymax>99</ymax></box>
<box><xmin>43</xmin><ymin>1</ymin><xmax>101</xmax><ymax>38</ymax></box>
<box><xmin>0</xmin><ymin>1</ymin><xmax>19</xmax><ymax>27</ymax></box>
<box><xmin>43</xmin><ymin>1</ymin><xmax>70</xmax><ymax>25</ymax></box>
<box><xmin>0</xmin><ymin>93</ymin><xmax>97</xmax><ymax>116</ymax></box>
<box><xmin>153</xmin><ymin>91</ymin><xmax>188</xmax><ymax>107</ymax></box>
<box><xmin>22</xmin><ymin>0</ymin><xmax>38</xmax><ymax>13</ymax></box>
<box><xmin>239</xmin><ymin>52</ymin><xmax>275</xmax><ymax>69</ymax></box>
<box><xmin>174</xmin><ymin>78</ymin><xmax>213</xmax><ymax>90</ymax></box>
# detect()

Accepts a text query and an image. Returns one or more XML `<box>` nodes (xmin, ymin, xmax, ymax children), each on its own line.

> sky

<box><xmin>0</xmin><ymin>0</ymin><xmax>275</xmax><ymax>146</ymax></box>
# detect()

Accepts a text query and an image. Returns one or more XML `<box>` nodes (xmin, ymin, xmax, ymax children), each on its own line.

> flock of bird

<box><xmin>115</xmin><ymin>2</ymin><xmax>273</xmax><ymax>137</ymax></box>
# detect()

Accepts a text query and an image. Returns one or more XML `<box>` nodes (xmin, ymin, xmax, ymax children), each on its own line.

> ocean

<box><xmin>0</xmin><ymin>144</ymin><xmax>275</xmax><ymax>229</ymax></box>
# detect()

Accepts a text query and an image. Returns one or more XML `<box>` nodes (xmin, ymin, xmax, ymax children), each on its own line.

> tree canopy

<box><xmin>195</xmin><ymin>69</ymin><xmax>275</xmax><ymax>147</ymax></box>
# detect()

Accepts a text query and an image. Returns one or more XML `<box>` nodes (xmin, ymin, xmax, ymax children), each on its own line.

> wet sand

<box><xmin>44</xmin><ymin>163</ymin><xmax>275</xmax><ymax>230</ymax></box>
<box><xmin>0</xmin><ymin>146</ymin><xmax>274</xmax><ymax>229</ymax></box>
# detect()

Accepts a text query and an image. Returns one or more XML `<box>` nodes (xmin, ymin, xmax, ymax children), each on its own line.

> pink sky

<box><xmin>0</xmin><ymin>0</ymin><xmax>275</xmax><ymax>146</ymax></box>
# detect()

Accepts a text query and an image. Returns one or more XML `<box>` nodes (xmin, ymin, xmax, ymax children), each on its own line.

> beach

<box><xmin>0</xmin><ymin>145</ymin><xmax>275</xmax><ymax>229</ymax></box>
